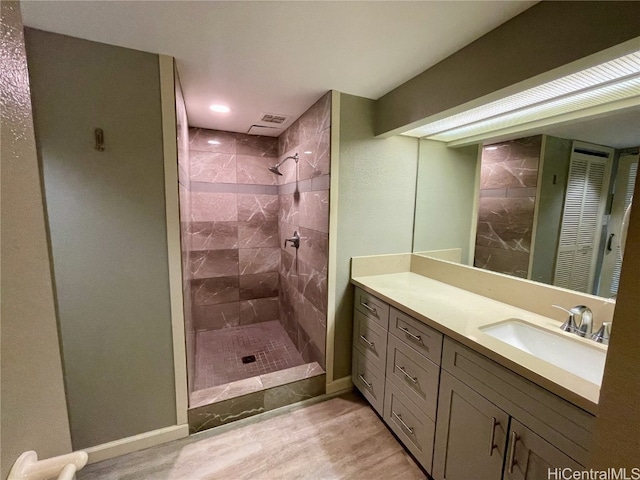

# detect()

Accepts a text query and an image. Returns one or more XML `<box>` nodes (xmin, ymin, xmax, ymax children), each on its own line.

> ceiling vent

<box><xmin>259</xmin><ymin>113</ymin><xmax>291</xmax><ymax>125</ymax></box>
<box><xmin>247</xmin><ymin>124</ymin><xmax>281</xmax><ymax>136</ymax></box>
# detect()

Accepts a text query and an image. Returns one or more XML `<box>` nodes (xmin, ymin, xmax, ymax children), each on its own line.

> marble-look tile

<box><xmin>190</xmin><ymin>377</ymin><xmax>263</xmax><ymax>408</ymax></box>
<box><xmin>298</xmin><ymin>260</ymin><xmax>327</xmax><ymax>314</ymax></box>
<box><xmin>237</xmin><ymin>155</ymin><xmax>278</xmax><ymax>185</ymax></box>
<box><xmin>299</xmin><ymin>130</ymin><xmax>330</xmax><ymax>181</ymax></box>
<box><xmin>236</xmin><ymin>134</ymin><xmax>278</xmax><ymax>157</ymax></box>
<box><xmin>300</xmin><ymin>92</ymin><xmax>331</xmax><ymax>138</ymax></box>
<box><xmin>189</xmin><ymin>249</ymin><xmax>239</xmax><ymax>279</ymax></box>
<box><xmin>239</xmin><ymin>247</ymin><xmax>280</xmax><ymax>274</ymax></box>
<box><xmin>506</xmin><ymin>186</ymin><xmax>538</xmax><ymax>197</ymax></box>
<box><xmin>186</xmin><ymin>221</ymin><xmax>238</xmax><ymax>250</ymax></box>
<box><xmin>481</xmin><ymin>157</ymin><xmax>539</xmax><ymax>189</ymax></box>
<box><xmin>192</xmin><ymin>276</ymin><xmax>240</xmax><ymax>306</ymax></box>
<box><xmin>476</xmin><ymin>221</ymin><xmax>532</xmax><ymax>252</ymax></box>
<box><xmin>483</xmin><ymin>135</ymin><xmax>542</xmax><ymax>165</ymax></box>
<box><xmin>274</xmin><ymin>151</ymin><xmax>298</xmax><ymax>185</ymax></box>
<box><xmin>474</xmin><ymin>245</ymin><xmax>530</xmax><ymax>278</ymax></box>
<box><xmin>278</xmin><ymin>193</ymin><xmax>299</xmax><ymax>225</ymax></box>
<box><xmin>279</xmin><ymin>221</ymin><xmax>299</xmax><ymax>256</ymax></box>
<box><xmin>263</xmin><ymin>374</ymin><xmax>325</xmax><ymax>411</ymax></box>
<box><xmin>239</xmin><ymin>297</ymin><xmax>280</xmax><ymax>325</ymax></box>
<box><xmin>193</xmin><ymin>302</ymin><xmax>240</xmax><ymax>331</ymax></box>
<box><xmin>298</xmin><ymin>323</ymin><xmax>326</xmax><ymax>369</ymax></box>
<box><xmin>279</xmin><ymin>248</ymin><xmax>299</xmax><ymax>286</ymax></box>
<box><xmin>237</xmin><ymin>194</ymin><xmax>279</xmax><ymax>223</ymax></box>
<box><xmin>478</xmin><ymin>197</ymin><xmax>535</xmax><ymax>226</ymax></box>
<box><xmin>189</xmin><ymin>151</ymin><xmax>236</xmax><ymax>183</ymax></box>
<box><xmin>190</xmin><ymin>192</ymin><xmax>238</xmax><ymax>222</ymax></box>
<box><xmin>239</xmin><ymin>273</ymin><xmax>279</xmax><ymax>300</ymax></box>
<box><xmin>299</xmin><ymin>190</ymin><xmax>329</xmax><ymax>233</ymax></box>
<box><xmin>189</xmin><ymin>128</ymin><xmax>236</xmax><ymax>154</ymax></box>
<box><xmin>260</xmin><ymin>362</ymin><xmax>324</xmax><ymax>389</ymax></box>
<box><xmin>188</xmin><ymin>390</ymin><xmax>266</xmax><ymax>433</ymax></box>
<box><xmin>238</xmin><ymin>220</ymin><xmax>279</xmax><ymax>248</ymax></box>
<box><xmin>299</xmin><ymin>298</ymin><xmax>326</xmax><ymax>359</ymax></box>
<box><xmin>297</xmin><ymin>227</ymin><xmax>328</xmax><ymax>274</ymax></box>
<box><xmin>279</xmin><ymin>273</ymin><xmax>301</xmax><ymax>347</ymax></box>
<box><xmin>278</xmin><ymin>120</ymin><xmax>300</xmax><ymax>159</ymax></box>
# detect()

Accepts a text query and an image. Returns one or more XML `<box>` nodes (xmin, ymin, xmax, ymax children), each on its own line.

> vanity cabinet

<box><xmin>351</xmin><ymin>286</ymin><xmax>595</xmax><ymax>479</ymax></box>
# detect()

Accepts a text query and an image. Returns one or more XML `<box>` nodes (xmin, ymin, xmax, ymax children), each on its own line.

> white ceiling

<box><xmin>20</xmin><ymin>0</ymin><xmax>536</xmax><ymax>136</ymax></box>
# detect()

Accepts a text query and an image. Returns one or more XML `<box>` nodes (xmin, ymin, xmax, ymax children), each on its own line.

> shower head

<box><xmin>268</xmin><ymin>153</ymin><xmax>299</xmax><ymax>176</ymax></box>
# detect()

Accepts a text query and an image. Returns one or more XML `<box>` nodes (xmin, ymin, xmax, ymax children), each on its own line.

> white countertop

<box><xmin>352</xmin><ymin>271</ymin><xmax>605</xmax><ymax>414</ymax></box>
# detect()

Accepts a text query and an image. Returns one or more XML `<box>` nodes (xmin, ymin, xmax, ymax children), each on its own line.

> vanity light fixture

<box><xmin>209</xmin><ymin>104</ymin><xmax>231</xmax><ymax>113</ymax></box>
<box><xmin>403</xmin><ymin>50</ymin><xmax>640</xmax><ymax>144</ymax></box>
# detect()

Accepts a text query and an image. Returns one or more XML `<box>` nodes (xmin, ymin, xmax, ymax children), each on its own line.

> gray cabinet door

<box><xmin>503</xmin><ymin>420</ymin><xmax>583</xmax><ymax>480</ymax></box>
<box><xmin>433</xmin><ymin>372</ymin><xmax>509</xmax><ymax>480</ymax></box>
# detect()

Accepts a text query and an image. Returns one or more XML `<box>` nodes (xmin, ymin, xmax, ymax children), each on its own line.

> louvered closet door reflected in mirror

<box><xmin>553</xmin><ymin>142</ymin><xmax>613</xmax><ymax>294</ymax></box>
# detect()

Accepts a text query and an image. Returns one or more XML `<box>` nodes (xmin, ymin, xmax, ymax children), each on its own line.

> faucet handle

<box><xmin>591</xmin><ymin>321</ymin><xmax>611</xmax><ymax>345</ymax></box>
<box><xmin>552</xmin><ymin>304</ymin><xmax>577</xmax><ymax>332</ymax></box>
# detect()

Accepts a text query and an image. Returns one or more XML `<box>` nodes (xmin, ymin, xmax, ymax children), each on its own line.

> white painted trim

<box><xmin>158</xmin><ymin>55</ymin><xmax>188</xmax><ymax>425</ymax></box>
<box><xmin>326</xmin><ymin>90</ymin><xmax>341</xmax><ymax>386</ymax></box>
<box><xmin>84</xmin><ymin>424</ymin><xmax>189</xmax><ymax>464</ymax></box>
<box><xmin>468</xmin><ymin>145</ymin><xmax>482</xmax><ymax>266</ymax></box>
<box><xmin>326</xmin><ymin>375</ymin><xmax>353</xmax><ymax>395</ymax></box>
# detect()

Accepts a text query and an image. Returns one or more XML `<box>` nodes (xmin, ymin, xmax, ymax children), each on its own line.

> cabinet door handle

<box><xmin>360</xmin><ymin>301</ymin><xmax>377</xmax><ymax>315</ymax></box>
<box><xmin>398</xmin><ymin>326</ymin><xmax>422</xmax><ymax>342</ymax></box>
<box><xmin>358</xmin><ymin>374</ymin><xmax>372</xmax><ymax>389</ymax></box>
<box><xmin>507</xmin><ymin>431</ymin><xmax>519</xmax><ymax>473</ymax></box>
<box><xmin>396</xmin><ymin>365</ymin><xmax>418</xmax><ymax>384</ymax></box>
<box><xmin>359</xmin><ymin>335</ymin><xmax>374</xmax><ymax>348</ymax></box>
<box><xmin>392</xmin><ymin>411</ymin><xmax>414</xmax><ymax>435</ymax></box>
<box><xmin>488</xmin><ymin>417</ymin><xmax>499</xmax><ymax>456</ymax></box>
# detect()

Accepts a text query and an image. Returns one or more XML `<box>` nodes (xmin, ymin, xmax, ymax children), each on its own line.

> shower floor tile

<box><xmin>194</xmin><ymin>320</ymin><xmax>305</xmax><ymax>391</ymax></box>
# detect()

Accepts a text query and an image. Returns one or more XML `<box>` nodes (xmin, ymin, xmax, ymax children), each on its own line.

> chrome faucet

<box><xmin>552</xmin><ymin>304</ymin><xmax>593</xmax><ymax>337</ymax></box>
<box><xmin>592</xmin><ymin>322</ymin><xmax>611</xmax><ymax>345</ymax></box>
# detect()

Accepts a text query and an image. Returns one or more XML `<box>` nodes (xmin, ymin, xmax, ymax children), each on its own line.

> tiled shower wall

<box><xmin>474</xmin><ymin>135</ymin><xmax>542</xmax><ymax>278</ymax></box>
<box><xmin>277</xmin><ymin>93</ymin><xmax>331</xmax><ymax>369</ymax></box>
<box><xmin>184</xmin><ymin>129</ymin><xmax>281</xmax><ymax>332</ymax></box>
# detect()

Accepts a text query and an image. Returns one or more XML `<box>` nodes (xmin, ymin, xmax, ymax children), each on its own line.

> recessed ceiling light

<box><xmin>208</xmin><ymin>140</ymin><xmax>221</xmax><ymax>145</ymax></box>
<box><xmin>304</xmin><ymin>151</ymin><xmax>313</xmax><ymax>154</ymax></box>
<box><xmin>403</xmin><ymin>51</ymin><xmax>640</xmax><ymax>143</ymax></box>
<box><xmin>209</xmin><ymin>104</ymin><xmax>231</xmax><ymax>113</ymax></box>
<box><xmin>485</xmin><ymin>146</ymin><xmax>498</xmax><ymax>151</ymax></box>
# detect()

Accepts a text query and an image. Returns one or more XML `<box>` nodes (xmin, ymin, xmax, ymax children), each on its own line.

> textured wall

<box><xmin>26</xmin><ymin>28</ymin><xmax>176</xmax><ymax>449</ymax></box>
<box><xmin>334</xmin><ymin>93</ymin><xmax>419</xmax><ymax>378</ymax></box>
<box><xmin>413</xmin><ymin>140</ymin><xmax>479</xmax><ymax>264</ymax></box>
<box><xmin>0</xmin><ymin>3</ymin><xmax>72</xmax><ymax>476</ymax></box>
<box><xmin>475</xmin><ymin>136</ymin><xmax>542</xmax><ymax>278</ymax></box>
<box><xmin>277</xmin><ymin>93</ymin><xmax>331</xmax><ymax>369</ymax></box>
<box><xmin>185</xmin><ymin>129</ymin><xmax>280</xmax><ymax>337</ymax></box>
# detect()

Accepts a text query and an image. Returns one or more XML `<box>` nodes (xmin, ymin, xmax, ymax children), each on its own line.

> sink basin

<box><xmin>480</xmin><ymin>319</ymin><xmax>606</xmax><ymax>386</ymax></box>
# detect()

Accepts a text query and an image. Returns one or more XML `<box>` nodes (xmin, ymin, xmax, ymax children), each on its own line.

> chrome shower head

<box><xmin>268</xmin><ymin>153</ymin><xmax>299</xmax><ymax>176</ymax></box>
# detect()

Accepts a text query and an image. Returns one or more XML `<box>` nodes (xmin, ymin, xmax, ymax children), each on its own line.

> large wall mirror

<box><xmin>412</xmin><ymin>106</ymin><xmax>640</xmax><ymax>300</ymax></box>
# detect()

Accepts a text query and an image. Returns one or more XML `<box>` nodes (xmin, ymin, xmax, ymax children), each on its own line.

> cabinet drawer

<box><xmin>354</xmin><ymin>287</ymin><xmax>390</xmax><ymax>329</ymax></box>
<box><xmin>352</xmin><ymin>348</ymin><xmax>385</xmax><ymax>414</ymax></box>
<box><xmin>386</xmin><ymin>334</ymin><xmax>440</xmax><ymax>420</ymax></box>
<box><xmin>389</xmin><ymin>307</ymin><xmax>443</xmax><ymax>365</ymax></box>
<box><xmin>384</xmin><ymin>379</ymin><xmax>435</xmax><ymax>473</ymax></box>
<box><xmin>353</xmin><ymin>310</ymin><xmax>388</xmax><ymax>371</ymax></box>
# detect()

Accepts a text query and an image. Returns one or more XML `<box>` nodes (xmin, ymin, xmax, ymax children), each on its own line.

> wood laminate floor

<box><xmin>78</xmin><ymin>392</ymin><xmax>427</xmax><ymax>480</ymax></box>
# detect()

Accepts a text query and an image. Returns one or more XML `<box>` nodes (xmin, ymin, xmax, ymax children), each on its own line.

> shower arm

<box><xmin>274</xmin><ymin>153</ymin><xmax>299</xmax><ymax>169</ymax></box>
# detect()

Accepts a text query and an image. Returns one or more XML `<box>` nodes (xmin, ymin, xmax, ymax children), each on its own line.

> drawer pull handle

<box><xmin>392</xmin><ymin>411</ymin><xmax>414</xmax><ymax>435</ymax></box>
<box><xmin>488</xmin><ymin>417</ymin><xmax>499</xmax><ymax>456</ymax></box>
<box><xmin>359</xmin><ymin>335</ymin><xmax>375</xmax><ymax>348</ymax></box>
<box><xmin>360</xmin><ymin>301</ymin><xmax>378</xmax><ymax>315</ymax></box>
<box><xmin>396</xmin><ymin>365</ymin><xmax>418</xmax><ymax>384</ymax></box>
<box><xmin>507</xmin><ymin>431</ymin><xmax>519</xmax><ymax>473</ymax></box>
<box><xmin>358</xmin><ymin>374</ymin><xmax>372</xmax><ymax>389</ymax></box>
<box><xmin>398</xmin><ymin>326</ymin><xmax>422</xmax><ymax>343</ymax></box>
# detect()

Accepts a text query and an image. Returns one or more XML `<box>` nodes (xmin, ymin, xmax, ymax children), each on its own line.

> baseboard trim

<box><xmin>84</xmin><ymin>424</ymin><xmax>189</xmax><ymax>464</ymax></box>
<box><xmin>326</xmin><ymin>375</ymin><xmax>353</xmax><ymax>394</ymax></box>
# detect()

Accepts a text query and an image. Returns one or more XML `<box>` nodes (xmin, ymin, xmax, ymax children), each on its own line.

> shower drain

<box><xmin>241</xmin><ymin>355</ymin><xmax>256</xmax><ymax>364</ymax></box>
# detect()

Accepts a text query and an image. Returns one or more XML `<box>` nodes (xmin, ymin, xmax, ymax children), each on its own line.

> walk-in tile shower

<box><xmin>175</xmin><ymin>81</ymin><xmax>331</xmax><ymax>430</ymax></box>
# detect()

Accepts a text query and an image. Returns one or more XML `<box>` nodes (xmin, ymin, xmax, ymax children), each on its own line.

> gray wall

<box><xmin>26</xmin><ymin>29</ymin><xmax>176</xmax><ymax>449</ymax></box>
<box><xmin>334</xmin><ymin>93</ymin><xmax>419</xmax><ymax>378</ymax></box>
<box><xmin>375</xmin><ymin>2</ymin><xmax>640</xmax><ymax>136</ymax></box>
<box><xmin>413</xmin><ymin>140</ymin><xmax>478</xmax><ymax>264</ymax></box>
<box><xmin>1</xmin><ymin>4</ymin><xmax>72</xmax><ymax>476</ymax></box>
<box><xmin>531</xmin><ymin>136</ymin><xmax>572</xmax><ymax>284</ymax></box>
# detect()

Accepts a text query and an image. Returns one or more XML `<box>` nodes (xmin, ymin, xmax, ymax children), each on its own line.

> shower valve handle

<box><xmin>284</xmin><ymin>231</ymin><xmax>300</xmax><ymax>249</ymax></box>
